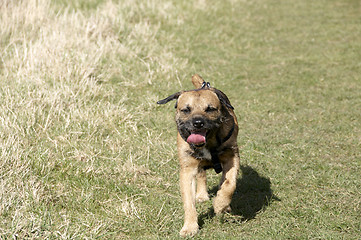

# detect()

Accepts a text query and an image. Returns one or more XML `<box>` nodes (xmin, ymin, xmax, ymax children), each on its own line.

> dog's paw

<box><xmin>213</xmin><ymin>196</ymin><xmax>232</xmax><ymax>215</ymax></box>
<box><xmin>196</xmin><ymin>192</ymin><xmax>209</xmax><ymax>203</ymax></box>
<box><xmin>179</xmin><ymin>224</ymin><xmax>199</xmax><ymax>237</ymax></box>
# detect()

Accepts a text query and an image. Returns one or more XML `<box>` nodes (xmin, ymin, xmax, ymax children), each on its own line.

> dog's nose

<box><xmin>192</xmin><ymin>118</ymin><xmax>204</xmax><ymax>129</ymax></box>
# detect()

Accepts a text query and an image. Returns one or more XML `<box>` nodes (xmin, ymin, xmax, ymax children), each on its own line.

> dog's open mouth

<box><xmin>186</xmin><ymin>130</ymin><xmax>207</xmax><ymax>147</ymax></box>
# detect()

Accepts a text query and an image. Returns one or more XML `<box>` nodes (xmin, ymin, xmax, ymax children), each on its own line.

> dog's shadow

<box><xmin>199</xmin><ymin>165</ymin><xmax>280</xmax><ymax>226</ymax></box>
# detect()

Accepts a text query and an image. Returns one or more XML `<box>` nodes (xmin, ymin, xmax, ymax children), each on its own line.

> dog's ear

<box><xmin>213</xmin><ymin>89</ymin><xmax>234</xmax><ymax>110</ymax></box>
<box><xmin>157</xmin><ymin>92</ymin><xmax>182</xmax><ymax>108</ymax></box>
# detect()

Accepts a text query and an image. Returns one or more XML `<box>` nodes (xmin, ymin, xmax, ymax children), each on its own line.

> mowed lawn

<box><xmin>1</xmin><ymin>0</ymin><xmax>360</xmax><ymax>239</ymax></box>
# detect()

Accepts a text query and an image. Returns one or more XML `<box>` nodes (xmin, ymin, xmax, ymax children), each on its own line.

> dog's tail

<box><xmin>191</xmin><ymin>74</ymin><xmax>205</xmax><ymax>88</ymax></box>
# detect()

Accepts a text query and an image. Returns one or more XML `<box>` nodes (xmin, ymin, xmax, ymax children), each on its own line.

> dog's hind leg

<box><xmin>213</xmin><ymin>149</ymin><xmax>240</xmax><ymax>214</ymax></box>
<box><xmin>196</xmin><ymin>169</ymin><xmax>209</xmax><ymax>203</ymax></box>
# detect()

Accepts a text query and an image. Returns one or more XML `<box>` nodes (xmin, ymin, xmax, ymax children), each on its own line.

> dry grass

<box><xmin>0</xmin><ymin>0</ymin><xmax>187</xmax><ymax>237</ymax></box>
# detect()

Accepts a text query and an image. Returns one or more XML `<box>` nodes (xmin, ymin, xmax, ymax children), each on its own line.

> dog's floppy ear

<box><xmin>157</xmin><ymin>92</ymin><xmax>182</xmax><ymax>108</ymax></box>
<box><xmin>213</xmin><ymin>89</ymin><xmax>234</xmax><ymax>110</ymax></box>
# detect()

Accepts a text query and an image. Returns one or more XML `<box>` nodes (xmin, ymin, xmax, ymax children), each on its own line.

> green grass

<box><xmin>1</xmin><ymin>0</ymin><xmax>360</xmax><ymax>239</ymax></box>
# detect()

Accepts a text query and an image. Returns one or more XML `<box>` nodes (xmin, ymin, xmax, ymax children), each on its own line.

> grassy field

<box><xmin>1</xmin><ymin>0</ymin><xmax>360</xmax><ymax>239</ymax></box>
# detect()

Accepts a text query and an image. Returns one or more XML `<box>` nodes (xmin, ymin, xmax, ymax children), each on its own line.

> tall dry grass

<box><xmin>0</xmin><ymin>0</ymin><xmax>188</xmax><ymax>237</ymax></box>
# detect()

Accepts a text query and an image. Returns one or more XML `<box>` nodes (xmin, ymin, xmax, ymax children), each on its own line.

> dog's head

<box><xmin>157</xmin><ymin>81</ymin><xmax>233</xmax><ymax>148</ymax></box>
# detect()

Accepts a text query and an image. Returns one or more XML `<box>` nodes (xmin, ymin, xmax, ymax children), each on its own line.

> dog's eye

<box><xmin>205</xmin><ymin>106</ymin><xmax>217</xmax><ymax>113</ymax></box>
<box><xmin>181</xmin><ymin>107</ymin><xmax>191</xmax><ymax>114</ymax></box>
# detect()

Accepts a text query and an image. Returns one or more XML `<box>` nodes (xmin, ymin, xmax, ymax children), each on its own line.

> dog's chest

<box><xmin>188</xmin><ymin>148</ymin><xmax>212</xmax><ymax>161</ymax></box>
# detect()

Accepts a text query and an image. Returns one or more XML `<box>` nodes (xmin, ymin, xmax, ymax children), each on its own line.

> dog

<box><xmin>157</xmin><ymin>74</ymin><xmax>240</xmax><ymax>237</ymax></box>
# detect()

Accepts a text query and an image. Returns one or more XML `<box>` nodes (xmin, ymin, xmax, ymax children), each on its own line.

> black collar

<box><xmin>210</xmin><ymin>122</ymin><xmax>235</xmax><ymax>173</ymax></box>
<box><xmin>216</xmin><ymin>122</ymin><xmax>235</xmax><ymax>146</ymax></box>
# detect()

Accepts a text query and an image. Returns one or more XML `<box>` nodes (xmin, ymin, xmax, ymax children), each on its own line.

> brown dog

<box><xmin>157</xmin><ymin>74</ymin><xmax>240</xmax><ymax>237</ymax></box>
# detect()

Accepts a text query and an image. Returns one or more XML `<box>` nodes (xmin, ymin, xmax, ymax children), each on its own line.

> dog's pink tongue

<box><xmin>187</xmin><ymin>133</ymin><xmax>206</xmax><ymax>145</ymax></box>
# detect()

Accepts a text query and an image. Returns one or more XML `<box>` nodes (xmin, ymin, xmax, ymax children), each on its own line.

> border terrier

<box><xmin>157</xmin><ymin>74</ymin><xmax>240</xmax><ymax>237</ymax></box>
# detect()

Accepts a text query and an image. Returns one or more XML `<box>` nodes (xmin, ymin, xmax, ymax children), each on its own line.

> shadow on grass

<box><xmin>199</xmin><ymin>165</ymin><xmax>280</xmax><ymax>226</ymax></box>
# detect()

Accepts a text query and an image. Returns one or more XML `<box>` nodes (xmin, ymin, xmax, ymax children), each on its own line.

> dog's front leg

<box><xmin>196</xmin><ymin>168</ymin><xmax>209</xmax><ymax>202</ymax></box>
<box><xmin>179</xmin><ymin>162</ymin><xmax>199</xmax><ymax>237</ymax></box>
<box><xmin>213</xmin><ymin>149</ymin><xmax>240</xmax><ymax>214</ymax></box>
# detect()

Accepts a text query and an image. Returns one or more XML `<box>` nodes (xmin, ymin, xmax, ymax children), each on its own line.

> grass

<box><xmin>0</xmin><ymin>0</ymin><xmax>360</xmax><ymax>239</ymax></box>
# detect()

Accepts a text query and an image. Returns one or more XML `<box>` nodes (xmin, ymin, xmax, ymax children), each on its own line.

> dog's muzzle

<box><xmin>185</xmin><ymin>117</ymin><xmax>207</xmax><ymax>146</ymax></box>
